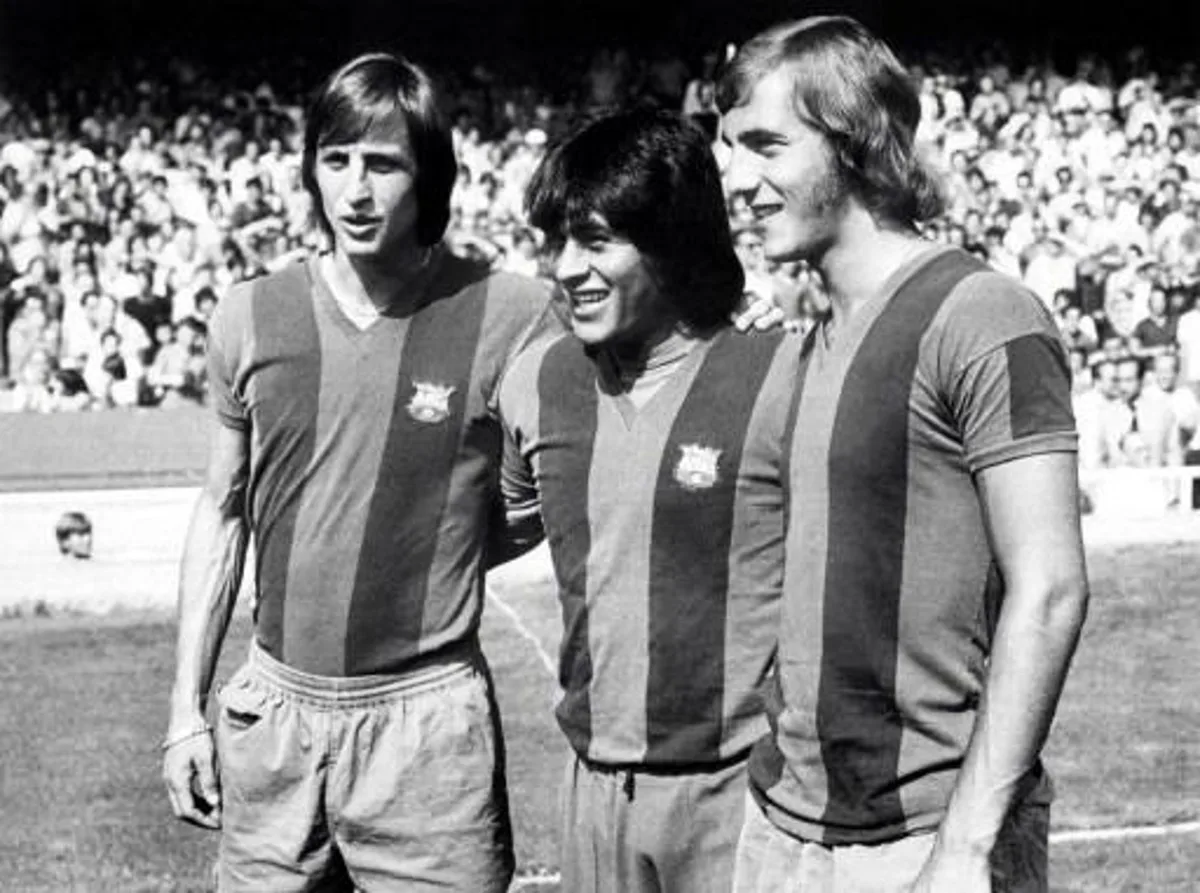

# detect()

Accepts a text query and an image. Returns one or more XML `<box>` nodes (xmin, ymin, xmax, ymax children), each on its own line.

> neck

<box><xmin>328</xmin><ymin>242</ymin><xmax>435</xmax><ymax>313</ymax></box>
<box><xmin>603</xmin><ymin>324</ymin><xmax>698</xmax><ymax>380</ymax></box>
<box><xmin>815</xmin><ymin>205</ymin><xmax>928</xmax><ymax>321</ymax></box>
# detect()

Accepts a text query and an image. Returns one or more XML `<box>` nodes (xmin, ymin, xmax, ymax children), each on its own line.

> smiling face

<box><xmin>721</xmin><ymin>68</ymin><xmax>850</xmax><ymax>265</ymax></box>
<box><xmin>553</xmin><ymin>215</ymin><xmax>672</xmax><ymax>350</ymax></box>
<box><xmin>314</xmin><ymin>114</ymin><xmax>421</xmax><ymax>264</ymax></box>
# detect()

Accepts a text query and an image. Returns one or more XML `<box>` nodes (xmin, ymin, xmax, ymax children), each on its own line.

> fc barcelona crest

<box><xmin>406</xmin><ymin>381</ymin><xmax>456</xmax><ymax>424</ymax></box>
<box><xmin>674</xmin><ymin>444</ymin><xmax>722</xmax><ymax>491</ymax></box>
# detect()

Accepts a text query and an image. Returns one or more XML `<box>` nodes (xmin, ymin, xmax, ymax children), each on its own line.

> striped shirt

<box><xmin>499</xmin><ymin>327</ymin><xmax>802</xmax><ymax>767</ymax></box>
<box><xmin>207</xmin><ymin>252</ymin><xmax>555</xmax><ymax>676</ymax></box>
<box><xmin>752</xmin><ymin>246</ymin><xmax>1078</xmax><ymax>845</ymax></box>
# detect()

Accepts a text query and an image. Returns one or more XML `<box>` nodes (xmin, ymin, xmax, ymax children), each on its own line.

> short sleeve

<box><xmin>206</xmin><ymin>281</ymin><xmax>253</xmax><ymax>432</ymax></box>
<box><xmin>934</xmin><ymin>272</ymin><xmax>1078</xmax><ymax>473</ymax></box>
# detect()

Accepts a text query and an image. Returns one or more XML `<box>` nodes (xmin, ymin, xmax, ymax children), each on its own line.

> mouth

<box><xmin>341</xmin><ymin>216</ymin><xmax>382</xmax><ymax>232</ymax></box>
<box><xmin>568</xmin><ymin>290</ymin><xmax>609</xmax><ymax>308</ymax></box>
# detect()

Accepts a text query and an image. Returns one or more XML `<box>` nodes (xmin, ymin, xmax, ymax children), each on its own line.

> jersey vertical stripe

<box><xmin>645</xmin><ymin>330</ymin><xmax>783</xmax><ymax>764</ymax></box>
<box><xmin>208</xmin><ymin>255</ymin><xmax>556</xmax><ymax>676</ymax></box>
<box><xmin>749</xmin><ymin>329</ymin><xmax>816</xmax><ymax>793</ymax></box>
<box><xmin>344</xmin><ymin>277</ymin><xmax>490</xmax><ymax>675</ymax></box>
<box><xmin>818</xmin><ymin>250</ymin><xmax>983</xmax><ymax>831</ymax></box>
<box><xmin>536</xmin><ymin>337</ymin><xmax>600</xmax><ymax>757</ymax></box>
<box><xmin>247</xmin><ymin>266</ymin><xmax>322</xmax><ymax>656</ymax></box>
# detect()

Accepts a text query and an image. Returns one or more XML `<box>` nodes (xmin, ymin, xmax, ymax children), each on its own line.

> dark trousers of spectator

<box><xmin>1186</xmin><ymin>449</ymin><xmax>1200</xmax><ymax>510</ymax></box>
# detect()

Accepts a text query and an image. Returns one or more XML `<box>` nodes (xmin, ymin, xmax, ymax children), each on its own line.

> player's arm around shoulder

<box><xmin>910</xmin><ymin>271</ymin><xmax>1088</xmax><ymax>891</ymax></box>
<box><xmin>488</xmin><ymin>271</ymin><xmax>566</xmax><ymax>358</ymax></box>
<box><xmin>491</xmin><ymin>329</ymin><xmax>566</xmax><ymax>568</ymax></box>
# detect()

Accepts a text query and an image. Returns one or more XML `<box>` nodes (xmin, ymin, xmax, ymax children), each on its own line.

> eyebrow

<box><xmin>732</xmin><ymin>127</ymin><xmax>788</xmax><ymax>147</ymax></box>
<box><xmin>567</xmin><ymin>220</ymin><xmax>613</xmax><ymax>241</ymax></box>
<box><xmin>317</xmin><ymin>144</ymin><xmax>408</xmax><ymax>157</ymax></box>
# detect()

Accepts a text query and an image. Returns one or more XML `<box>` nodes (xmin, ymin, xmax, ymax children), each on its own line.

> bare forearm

<box><xmin>487</xmin><ymin>505</ymin><xmax>545</xmax><ymax>569</ymax></box>
<box><xmin>939</xmin><ymin>578</ymin><xmax>1088</xmax><ymax>852</ymax></box>
<box><xmin>168</xmin><ymin>487</ymin><xmax>248</xmax><ymax>731</ymax></box>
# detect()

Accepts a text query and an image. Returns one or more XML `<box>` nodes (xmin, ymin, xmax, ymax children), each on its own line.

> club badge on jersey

<box><xmin>674</xmin><ymin>444</ymin><xmax>723</xmax><ymax>491</ymax></box>
<box><xmin>406</xmin><ymin>381</ymin><xmax>456</xmax><ymax>424</ymax></box>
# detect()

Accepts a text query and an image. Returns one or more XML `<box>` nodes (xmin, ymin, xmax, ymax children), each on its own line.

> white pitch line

<box><xmin>503</xmin><ymin>821</ymin><xmax>1200</xmax><ymax>889</ymax></box>
<box><xmin>1050</xmin><ymin>819</ymin><xmax>1200</xmax><ymax>844</ymax></box>
<box><xmin>510</xmin><ymin>875</ymin><xmax>562</xmax><ymax>890</ymax></box>
<box><xmin>486</xmin><ymin>583</ymin><xmax>558</xmax><ymax>682</ymax></box>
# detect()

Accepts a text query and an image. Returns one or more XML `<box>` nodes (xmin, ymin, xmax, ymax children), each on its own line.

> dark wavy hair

<box><xmin>302</xmin><ymin>52</ymin><xmax>456</xmax><ymax>247</ymax></box>
<box><xmin>525</xmin><ymin>108</ymin><xmax>744</xmax><ymax>332</ymax></box>
<box><xmin>717</xmin><ymin>16</ymin><xmax>944</xmax><ymax>227</ymax></box>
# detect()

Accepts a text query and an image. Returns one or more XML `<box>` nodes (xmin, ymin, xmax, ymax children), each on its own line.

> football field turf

<box><xmin>0</xmin><ymin>540</ymin><xmax>1196</xmax><ymax>891</ymax></box>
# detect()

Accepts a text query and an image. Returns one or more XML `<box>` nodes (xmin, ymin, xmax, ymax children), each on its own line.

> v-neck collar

<box><xmin>309</xmin><ymin>249</ymin><xmax>447</xmax><ymax>340</ymax></box>
<box><xmin>816</xmin><ymin>243</ymin><xmax>952</xmax><ymax>355</ymax></box>
<box><xmin>594</xmin><ymin>331</ymin><xmax>713</xmax><ymax>431</ymax></box>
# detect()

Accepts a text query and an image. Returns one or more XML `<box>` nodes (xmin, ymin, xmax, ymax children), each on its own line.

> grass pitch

<box><xmin>0</xmin><ymin>544</ymin><xmax>1196</xmax><ymax>891</ymax></box>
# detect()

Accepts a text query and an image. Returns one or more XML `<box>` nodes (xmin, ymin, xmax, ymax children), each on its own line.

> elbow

<box><xmin>1037</xmin><ymin>572</ymin><xmax>1090</xmax><ymax>642</ymax></box>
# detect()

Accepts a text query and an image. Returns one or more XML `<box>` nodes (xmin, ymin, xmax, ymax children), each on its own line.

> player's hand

<box><xmin>163</xmin><ymin>729</ymin><xmax>222</xmax><ymax>830</ymax></box>
<box><xmin>905</xmin><ymin>840</ymin><xmax>991</xmax><ymax>893</ymax></box>
<box><xmin>732</xmin><ymin>295</ymin><xmax>786</xmax><ymax>332</ymax></box>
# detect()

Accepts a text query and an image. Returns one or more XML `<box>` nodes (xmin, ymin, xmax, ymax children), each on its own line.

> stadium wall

<box><xmin>0</xmin><ymin>408</ymin><xmax>209</xmax><ymax>492</ymax></box>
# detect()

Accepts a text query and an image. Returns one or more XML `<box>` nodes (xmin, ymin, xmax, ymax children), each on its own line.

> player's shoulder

<box><xmin>440</xmin><ymin>253</ymin><xmax>551</xmax><ymax>307</ymax></box>
<box><xmin>929</xmin><ymin>254</ymin><xmax>1060</xmax><ymax>361</ymax></box>
<box><xmin>504</xmin><ymin>327</ymin><xmax>575</xmax><ymax>386</ymax></box>
<box><xmin>713</xmin><ymin>324</ymin><xmax>805</xmax><ymax>368</ymax></box>
<box><xmin>497</xmin><ymin>328</ymin><xmax>576</xmax><ymax>423</ymax></box>
<box><xmin>221</xmin><ymin>256</ymin><xmax>311</xmax><ymax>315</ymax></box>
<box><xmin>483</xmin><ymin>268</ymin><xmax>555</xmax><ymax>308</ymax></box>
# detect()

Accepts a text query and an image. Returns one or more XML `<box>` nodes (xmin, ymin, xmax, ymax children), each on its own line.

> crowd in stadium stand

<box><xmin>1</xmin><ymin>43</ymin><xmax>1198</xmax><ymax>502</ymax></box>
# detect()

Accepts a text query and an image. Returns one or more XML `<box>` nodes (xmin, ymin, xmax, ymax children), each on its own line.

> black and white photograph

<box><xmin>0</xmin><ymin>1</ymin><xmax>1196</xmax><ymax>890</ymax></box>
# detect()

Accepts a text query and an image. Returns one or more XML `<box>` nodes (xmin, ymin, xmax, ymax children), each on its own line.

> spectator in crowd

<box><xmin>1177</xmin><ymin>290</ymin><xmax>1200</xmax><ymax>396</ymax></box>
<box><xmin>6</xmin><ymin>291</ymin><xmax>61</xmax><ymax>379</ymax></box>
<box><xmin>47</xmin><ymin>367</ymin><xmax>92</xmax><ymax>411</ymax></box>
<box><xmin>55</xmin><ymin>511</ymin><xmax>93</xmax><ymax>559</ymax></box>
<box><xmin>0</xmin><ymin>22</ymin><xmax>1198</xmax><ymax>515</ymax></box>
<box><xmin>83</xmin><ymin>327</ymin><xmax>140</xmax><ymax>407</ymax></box>
<box><xmin>145</xmin><ymin>318</ymin><xmax>206</xmax><ymax>406</ymax></box>
<box><xmin>1148</xmin><ymin>351</ymin><xmax>1200</xmax><ymax>455</ymax></box>
<box><xmin>0</xmin><ymin>345</ymin><xmax>57</xmax><ymax>412</ymax></box>
<box><xmin>1133</xmin><ymin>285</ymin><xmax>1178</xmax><ymax>349</ymax></box>
<box><xmin>1090</xmin><ymin>353</ymin><xmax>1182</xmax><ymax>467</ymax></box>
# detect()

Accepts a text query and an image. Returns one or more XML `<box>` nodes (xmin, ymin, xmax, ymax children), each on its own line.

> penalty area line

<box><xmin>485</xmin><ymin>583</ymin><xmax>558</xmax><ymax>683</ymax></box>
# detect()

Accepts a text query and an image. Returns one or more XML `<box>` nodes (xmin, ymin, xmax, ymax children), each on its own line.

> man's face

<box><xmin>1115</xmin><ymin>360</ymin><xmax>1142</xmax><ymax>402</ymax></box>
<box><xmin>314</xmin><ymin>113</ymin><xmax>421</xmax><ymax>262</ymax></box>
<box><xmin>553</xmin><ymin>215</ymin><xmax>668</xmax><ymax>349</ymax></box>
<box><xmin>1095</xmin><ymin>361</ymin><xmax>1118</xmax><ymax>399</ymax></box>
<box><xmin>721</xmin><ymin>68</ymin><xmax>849</xmax><ymax>264</ymax></box>
<box><xmin>63</xmin><ymin>530</ymin><xmax>93</xmax><ymax>560</ymax></box>
<box><xmin>1154</xmin><ymin>355</ymin><xmax>1178</xmax><ymax>391</ymax></box>
<box><xmin>86</xmin><ymin>296</ymin><xmax>116</xmax><ymax>329</ymax></box>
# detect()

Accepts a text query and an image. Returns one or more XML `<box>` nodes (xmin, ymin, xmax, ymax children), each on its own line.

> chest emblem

<box><xmin>674</xmin><ymin>444</ymin><xmax>723</xmax><ymax>491</ymax></box>
<box><xmin>406</xmin><ymin>381</ymin><xmax>456</xmax><ymax>424</ymax></box>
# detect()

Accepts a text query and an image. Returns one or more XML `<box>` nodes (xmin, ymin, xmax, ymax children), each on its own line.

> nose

<box><xmin>722</xmin><ymin>144</ymin><xmax>759</xmax><ymax>204</ymax></box>
<box><xmin>345</xmin><ymin>157</ymin><xmax>371</xmax><ymax>204</ymax></box>
<box><xmin>555</xmin><ymin>241</ymin><xmax>589</xmax><ymax>287</ymax></box>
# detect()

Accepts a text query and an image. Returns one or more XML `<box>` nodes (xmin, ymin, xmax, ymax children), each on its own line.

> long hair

<box><xmin>718</xmin><ymin>16</ymin><xmax>944</xmax><ymax>227</ymax></box>
<box><xmin>302</xmin><ymin>52</ymin><xmax>456</xmax><ymax>247</ymax></box>
<box><xmin>525</xmin><ymin>108</ymin><xmax>744</xmax><ymax>331</ymax></box>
